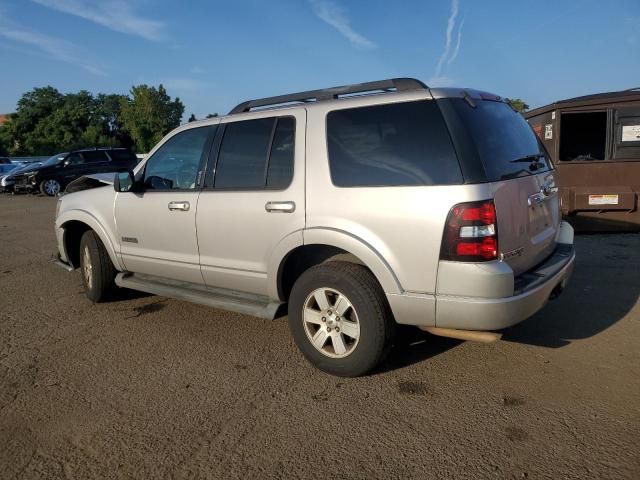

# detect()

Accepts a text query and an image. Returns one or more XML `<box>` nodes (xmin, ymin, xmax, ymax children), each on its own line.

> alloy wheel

<box><xmin>302</xmin><ymin>287</ymin><xmax>360</xmax><ymax>358</ymax></box>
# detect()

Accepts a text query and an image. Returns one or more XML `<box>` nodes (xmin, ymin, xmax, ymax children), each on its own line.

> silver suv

<box><xmin>54</xmin><ymin>78</ymin><xmax>575</xmax><ymax>376</ymax></box>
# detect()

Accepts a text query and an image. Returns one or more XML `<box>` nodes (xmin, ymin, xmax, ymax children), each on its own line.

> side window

<box><xmin>65</xmin><ymin>153</ymin><xmax>85</xmax><ymax>166</ymax></box>
<box><xmin>215</xmin><ymin>118</ymin><xmax>274</xmax><ymax>188</ymax></box>
<box><xmin>267</xmin><ymin>117</ymin><xmax>295</xmax><ymax>188</ymax></box>
<box><xmin>82</xmin><ymin>151</ymin><xmax>108</xmax><ymax>163</ymax></box>
<box><xmin>559</xmin><ymin>111</ymin><xmax>607</xmax><ymax>161</ymax></box>
<box><xmin>108</xmin><ymin>150</ymin><xmax>137</xmax><ymax>163</ymax></box>
<box><xmin>144</xmin><ymin>126</ymin><xmax>212</xmax><ymax>190</ymax></box>
<box><xmin>327</xmin><ymin>100</ymin><xmax>462</xmax><ymax>187</ymax></box>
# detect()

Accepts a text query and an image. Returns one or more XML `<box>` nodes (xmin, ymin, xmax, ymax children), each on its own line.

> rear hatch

<box><xmin>440</xmin><ymin>94</ymin><xmax>560</xmax><ymax>275</ymax></box>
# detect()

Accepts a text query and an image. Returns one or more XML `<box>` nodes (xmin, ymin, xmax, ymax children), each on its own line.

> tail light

<box><xmin>440</xmin><ymin>200</ymin><xmax>498</xmax><ymax>262</ymax></box>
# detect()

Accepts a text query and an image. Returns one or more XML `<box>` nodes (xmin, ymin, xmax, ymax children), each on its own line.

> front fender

<box><xmin>56</xmin><ymin>209</ymin><xmax>124</xmax><ymax>271</ymax></box>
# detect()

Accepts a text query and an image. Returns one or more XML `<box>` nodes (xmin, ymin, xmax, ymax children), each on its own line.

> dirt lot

<box><xmin>0</xmin><ymin>195</ymin><xmax>638</xmax><ymax>479</ymax></box>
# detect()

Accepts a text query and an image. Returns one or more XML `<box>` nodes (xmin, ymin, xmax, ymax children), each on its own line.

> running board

<box><xmin>115</xmin><ymin>273</ymin><xmax>283</xmax><ymax>320</ymax></box>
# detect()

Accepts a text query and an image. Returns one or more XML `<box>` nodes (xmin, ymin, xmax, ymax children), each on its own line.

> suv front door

<box><xmin>196</xmin><ymin>110</ymin><xmax>305</xmax><ymax>296</ymax></box>
<box><xmin>115</xmin><ymin>125</ymin><xmax>216</xmax><ymax>284</ymax></box>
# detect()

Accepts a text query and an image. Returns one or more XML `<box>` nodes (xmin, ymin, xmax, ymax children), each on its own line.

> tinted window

<box><xmin>450</xmin><ymin>99</ymin><xmax>551</xmax><ymax>180</ymax></box>
<box><xmin>108</xmin><ymin>150</ymin><xmax>137</xmax><ymax>163</ymax></box>
<box><xmin>327</xmin><ymin>101</ymin><xmax>462</xmax><ymax>187</ymax></box>
<box><xmin>65</xmin><ymin>153</ymin><xmax>85</xmax><ymax>166</ymax></box>
<box><xmin>215</xmin><ymin>118</ymin><xmax>274</xmax><ymax>188</ymax></box>
<box><xmin>82</xmin><ymin>151</ymin><xmax>109</xmax><ymax>163</ymax></box>
<box><xmin>266</xmin><ymin>117</ymin><xmax>295</xmax><ymax>188</ymax></box>
<box><xmin>144</xmin><ymin>126</ymin><xmax>211</xmax><ymax>190</ymax></box>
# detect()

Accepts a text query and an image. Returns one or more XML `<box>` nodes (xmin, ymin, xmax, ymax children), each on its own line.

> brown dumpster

<box><xmin>525</xmin><ymin>89</ymin><xmax>640</xmax><ymax>231</ymax></box>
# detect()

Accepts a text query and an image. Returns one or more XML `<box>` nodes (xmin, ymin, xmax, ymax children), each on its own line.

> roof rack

<box><xmin>229</xmin><ymin>77</ymin><xmax>428</xmax><ymax>114</ymax></box>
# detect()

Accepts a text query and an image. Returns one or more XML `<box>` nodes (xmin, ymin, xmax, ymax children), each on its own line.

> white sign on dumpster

<box><xmin>621</xmin><ymin>125</ymin><xmax>640</xmax><ymax>142</ymax></box>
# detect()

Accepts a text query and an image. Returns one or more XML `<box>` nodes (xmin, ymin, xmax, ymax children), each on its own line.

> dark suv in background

<box><xmin>14</xmin><ymin>148</ymin><xmax>138</xmax><ymax>196</ymax></box>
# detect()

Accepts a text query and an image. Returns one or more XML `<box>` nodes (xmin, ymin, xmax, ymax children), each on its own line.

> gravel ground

<box><xmin>1</xmin><ymin>195</ymin><xmax>639</xmax><ymax>479</ymax></box>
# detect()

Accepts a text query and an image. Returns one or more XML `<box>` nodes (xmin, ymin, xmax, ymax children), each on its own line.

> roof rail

<box><xmin>229</xmin><ymin>77</ymin><xmax>428</xmax><ymax>114</ymax></box>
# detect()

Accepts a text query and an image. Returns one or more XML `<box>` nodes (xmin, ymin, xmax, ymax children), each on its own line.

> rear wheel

<box><xmin>79</xmin><ymin>230</ymin><xmax>116</xmax><ymax>303</ymax></box>
<box><xmin>288</xmin><ymin>261</ymin><xmax>394</xmax><ymax>377</ymax></box>
<box><xmin>40</xmin><ymin>178</ymin><xmax>61</xmax><ymax>196</ymax></box>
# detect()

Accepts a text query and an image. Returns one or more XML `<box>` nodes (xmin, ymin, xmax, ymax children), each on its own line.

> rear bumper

<box><xmin>435</xmin><ymin>243</ymin><xmax>575</xmax><ymax>330</ymax></box>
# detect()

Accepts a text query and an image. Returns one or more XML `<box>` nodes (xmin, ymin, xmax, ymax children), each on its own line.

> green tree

<box><xmin>120</xmin><ymin>84</ymin><xmax>184</xmax><ymax>153</ymax></box>
<box><xmin>506</xmin><ymin>98</ymin><xmax>529</xmax><ymax>113</ymax></box>
<box><xmin>188</xmin><ymin>113</ymin><xmax>197</xmax><ymax>122</ymax></box>
<box><xmin>0</xmin><ymin>133</ymin><xmax>7</xmax><ymax>156</ymax></box>
<box><xmin>2</xmin><ymin>86</ymin><xmax>64</xmax><ymax>155</ymax></box>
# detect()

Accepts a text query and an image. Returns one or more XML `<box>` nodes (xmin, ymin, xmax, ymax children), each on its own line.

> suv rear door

<box><xmin>442</xmin><ymin>97</ymin><xmax>560</xmax><ymax>275</ymax></box>
<box><xmin>195</xmin><ymin>109</ymin><xmax>305</xmax><ymax>296</ymax></box>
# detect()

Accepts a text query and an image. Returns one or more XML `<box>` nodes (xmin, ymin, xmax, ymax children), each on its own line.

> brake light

<box><xmin>440</xmin><ymin>200</ymin><xmax>499</xmax><ymax>262</ymax></box>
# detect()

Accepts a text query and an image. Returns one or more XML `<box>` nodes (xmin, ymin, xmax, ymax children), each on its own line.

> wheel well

<box><xmin>62</xmin><ymin>221</ymin><xmax>92</xmax><ymax>268</ymax></box>
<box><xmin>277</xmin><ymin>244</ymin><xmax>367</xmax><ymax>301</ymax></box>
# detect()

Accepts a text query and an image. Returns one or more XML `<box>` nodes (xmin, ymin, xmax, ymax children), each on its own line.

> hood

<box><xmin>64</xmin><ymin>172</ymin><xmax>116</xmax><ymax>194</ymax></box>
<box><xmin>8</xmin><ymin>162</ymin><xmax>43</xmax><ymax>177</ymax></box>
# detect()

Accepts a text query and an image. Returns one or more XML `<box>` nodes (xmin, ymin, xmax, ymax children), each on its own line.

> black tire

<box><xmin>288</xmin><ymin>261</ymin><xmax>395</xmax><ymax>377</ymax></box>
<box><xmin>79</xmin><ymin>230</ymin><xmax>116</xmax><ymax>303</ymax></box>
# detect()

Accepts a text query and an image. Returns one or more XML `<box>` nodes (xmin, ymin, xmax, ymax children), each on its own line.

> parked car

<box><xmin>1</xmin><ymin>162</ymin><xmax>43</xmax><ymax>193</ymax></box>
<box><xmin>54</xmin><ymin>78</ymin><xmax>575</xmax><ymax>376</ymax></box>
<box><xmin>13</xmin><ymin>148</ymin><xmax>138</xmax><ymax>196</ymax></box>
<box><xmin>525</xmin><ymin>88</ymin><xmax>640</xmax><ymax>231</ymax></box>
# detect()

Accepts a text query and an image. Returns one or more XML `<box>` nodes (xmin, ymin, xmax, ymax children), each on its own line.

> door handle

<box><xmin>168</xmin><ymin>201</ymin><xmax>190</xmax><ymax>211</ymax></box>
<box><xmin>265</xmin><ymin>201</ymin><xmax>295</xmax><ymax>213</ymax></box>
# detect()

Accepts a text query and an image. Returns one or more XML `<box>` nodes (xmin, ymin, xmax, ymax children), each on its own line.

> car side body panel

<box><xmin>55</xmin><ymin>186</ymin><xmax>123</xmax><ymax>270</ymax></box>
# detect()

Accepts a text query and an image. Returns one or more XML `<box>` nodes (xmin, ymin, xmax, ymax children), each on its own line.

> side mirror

<box><xmin>114</xmin><ymin>171</ymin><xmax>135</xmax><ymax>192</ymax></box>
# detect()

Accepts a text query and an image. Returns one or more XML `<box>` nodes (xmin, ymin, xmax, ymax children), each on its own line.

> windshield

<box><xmin>41</xmin><ymin>153</ymin><xmax>68</xmax><ymax>167</ymax></box>
<box><xmin>450</xmin><ymin>99</ymin><xmax>551</xmax><ymax>181</ymax></box>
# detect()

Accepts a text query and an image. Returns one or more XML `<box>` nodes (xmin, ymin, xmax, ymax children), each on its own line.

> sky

<box><xmin>0</xmin><ymin>0</ymin><xmax>639</xmax><ymax>119</ymax></box>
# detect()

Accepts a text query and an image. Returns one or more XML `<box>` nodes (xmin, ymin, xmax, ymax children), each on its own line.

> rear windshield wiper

<box><xmin>510</xmin><ymin>153</ymin><xmax>544</xmax><ymax>164</ymax></box>
<box><xmin>510</xmin><ymin>153</ymin><xmax>545</xmax><ymax>171</ymax></box>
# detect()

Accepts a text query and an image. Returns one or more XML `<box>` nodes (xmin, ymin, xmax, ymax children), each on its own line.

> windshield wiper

<box><xmin>510</xmin><ymin>153</ymin><xmax>545</xmax><ymax>171</ymax></box>
<box><xmin>510</xmin><ymin>153</ymin><xmax>544</xmax><ymax>164</ymax></box>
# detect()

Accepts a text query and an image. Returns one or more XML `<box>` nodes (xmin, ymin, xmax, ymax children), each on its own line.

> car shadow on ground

<box><xmin>377</xmin><ymin>326</ymin><xmax>460</xmax><ymax>374</ymax></box>
<box><xmin>502</xmin><ymin>233</ymin><xmax>640</xmax><ymax>348</ymax></box>
<box><xmin>109</xmin><ymin>287</ymin><xmax>152</xmax><ymax>302</ymax></box>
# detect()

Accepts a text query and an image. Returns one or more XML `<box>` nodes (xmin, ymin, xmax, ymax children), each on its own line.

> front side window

<box><xmin>327</xmin><ymin>100</ymin><xmax>462</xmax><ymax>187</ymax></box>
<box><xmin>65</xmin><ymin>153</ymin><xmax>85</xmax><ymax>166</ymax></box>
<box><xmin>144</xmin><ymin>126</ymin><xmax>212</xmax><ymax>190</ymax></box>
<box><xmin>214</xmin><ymin>116</ymin><xmax>295</xmax><ymax>189</ymax></box>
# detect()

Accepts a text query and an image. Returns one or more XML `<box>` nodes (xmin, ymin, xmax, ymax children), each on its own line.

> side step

<box><xmin>115</xmin><ymin>273</ymin><xmax>283</xmax><ymax>320</ymax></box>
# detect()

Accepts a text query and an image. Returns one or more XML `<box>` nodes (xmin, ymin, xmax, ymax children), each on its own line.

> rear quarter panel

<box><xmin>305</xmin><ymin>94</ymin><xmax>494</xmax><ymax>295</ymax></box>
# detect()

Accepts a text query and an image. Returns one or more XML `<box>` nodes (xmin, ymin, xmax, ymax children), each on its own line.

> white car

<box><xmin>54</xmin><ymin>78</ymin><xmax>575</xmax><ymax>376</ymax></box>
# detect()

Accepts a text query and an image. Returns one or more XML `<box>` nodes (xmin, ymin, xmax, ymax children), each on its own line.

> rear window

<box><xmin>326</xmin><ymin>100</ymin><xmax>463</xmax><ymax>187</ymax></box>
<box><xmin>450</xmin><ymin>99</ymin><xmax>552</xmax><ymax>181</ymax></box>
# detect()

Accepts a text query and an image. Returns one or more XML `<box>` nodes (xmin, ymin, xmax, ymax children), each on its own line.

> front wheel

<box><xmin>79</xmin><ymin>230</ymin><xmax>116</xmax><ymax>303</ymax></box>
<box><xmin>40</xmin><ymin>178</ymin><xmax>61</xmax><ymax>196</ymax></box>
<box><xmin>288</xmin><ymin>262</ymin><xmax>395</xmax><ymax>377</ymax></box>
